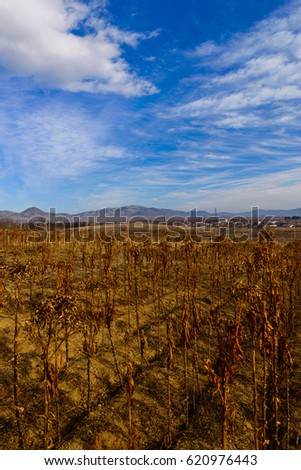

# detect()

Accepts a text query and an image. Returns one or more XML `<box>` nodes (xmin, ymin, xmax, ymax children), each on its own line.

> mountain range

<box><xmin>1</xmin><ymin>205</ymin><xmax>301</xmax><ymax>223</ymax></box>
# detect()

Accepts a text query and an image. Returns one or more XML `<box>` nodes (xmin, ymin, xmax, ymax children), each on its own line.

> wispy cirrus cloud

<box><xmin>163</xmin><ymin>166</ymin><xmax>301</xmax><ymax>212</ymax></box>
<box><xmin>0</xmin><ymin>0</ymin><xmax>158</xmax><ymax>96</ymax></box>
<box><xmin>173</xmin><ymin>0</ymin><xmax>301</xmax><ymax>129</ymax></box>
<box><xmin>77</xmin><ymin>162</ymin><xmax>301</xmax><ymax>213</ymax></box>
<box><xmin>0</xmin><ymin>94</ymin><xmax>127</xmax><ymax>183</ymax></box>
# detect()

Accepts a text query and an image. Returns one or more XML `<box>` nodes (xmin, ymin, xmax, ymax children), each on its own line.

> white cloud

<box><xmin>0</xmin><ymin>0</ymin><xmax>158</xmax><ymax>96</ymax></box>
<box><xmin>175</xmin><ymin>0</ymin><xmax>301</xmax><ymax>129</ymax></box>
<box><xmin>189</xmin><ymin>41</ymin><xmax>222</xmax><ymax>58</ymax></box>
<box><xmin>78</xmin><ymin>134</ymin><xmax>301</xmax><ymax>211</ymax></box>
<box><xmin>160</xmin><ymin>167</ymin><xmax>301</xmax><ymax>212</ymax></box>
<box><xmin>0</xmin><ymin>102</ymin><xmax>126</xmax><ymax>180</ymax></box>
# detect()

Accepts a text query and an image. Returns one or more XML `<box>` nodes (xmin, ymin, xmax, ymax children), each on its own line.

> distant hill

<box><xmin>1</xmin><ymin>205</ymin><xmax>301</xmax><ymax>224</ymax></box>
<box><xmin>0</xmin><ymin>205</ymin><xmax>208</xmax><ymax>223</ymax></box>
<box><xmin>18</xmin><ymin>207</ymin><xmax>49</xmax><ymax>219</ymax></box>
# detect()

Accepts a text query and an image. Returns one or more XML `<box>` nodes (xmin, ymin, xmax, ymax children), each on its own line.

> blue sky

<box><xmin>1</xmin><ymin>0</ymin><xmax>301</xmax><ymax>212</ymax></box>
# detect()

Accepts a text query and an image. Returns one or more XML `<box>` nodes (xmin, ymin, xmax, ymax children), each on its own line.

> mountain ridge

<box><xmin>1</xmin><ymin>205</ymin><xmax>301</xmax><ymax>223</ymax></box>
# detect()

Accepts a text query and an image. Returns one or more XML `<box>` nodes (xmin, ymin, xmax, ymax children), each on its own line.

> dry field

<box><xmin>0</xmin><ymin>225</ymin><xmax>301</xmax><ymax>450</ymax></box>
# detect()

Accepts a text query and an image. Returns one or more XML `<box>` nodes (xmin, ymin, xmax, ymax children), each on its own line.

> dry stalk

<box><xmin>204</xmin><ymin>316</ymin><xmax>244</xmax><ymax>450</ymax></box>
<box><xmin>182</xmin><ymin>295</ymin><xmax>190</xmax><ymax>429</ymax></box>
<box><xmin>13</xmin><ymin>306</ymin><xmax>24</xmax><ymax>449</ymax></box>
<box><xmin>166</xmin><ymin>319</ymin><xmax>175</xmax><ymax>447</ymax></box>
<box><xmin>126</xmin><ymin>356</ymin><xmax>137</xmax><ymax>449</ymax></box>
<box><xmin>102</xmin><ymin>299</ymin><xmax>123</xmax><ymax>386</ymax></box>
